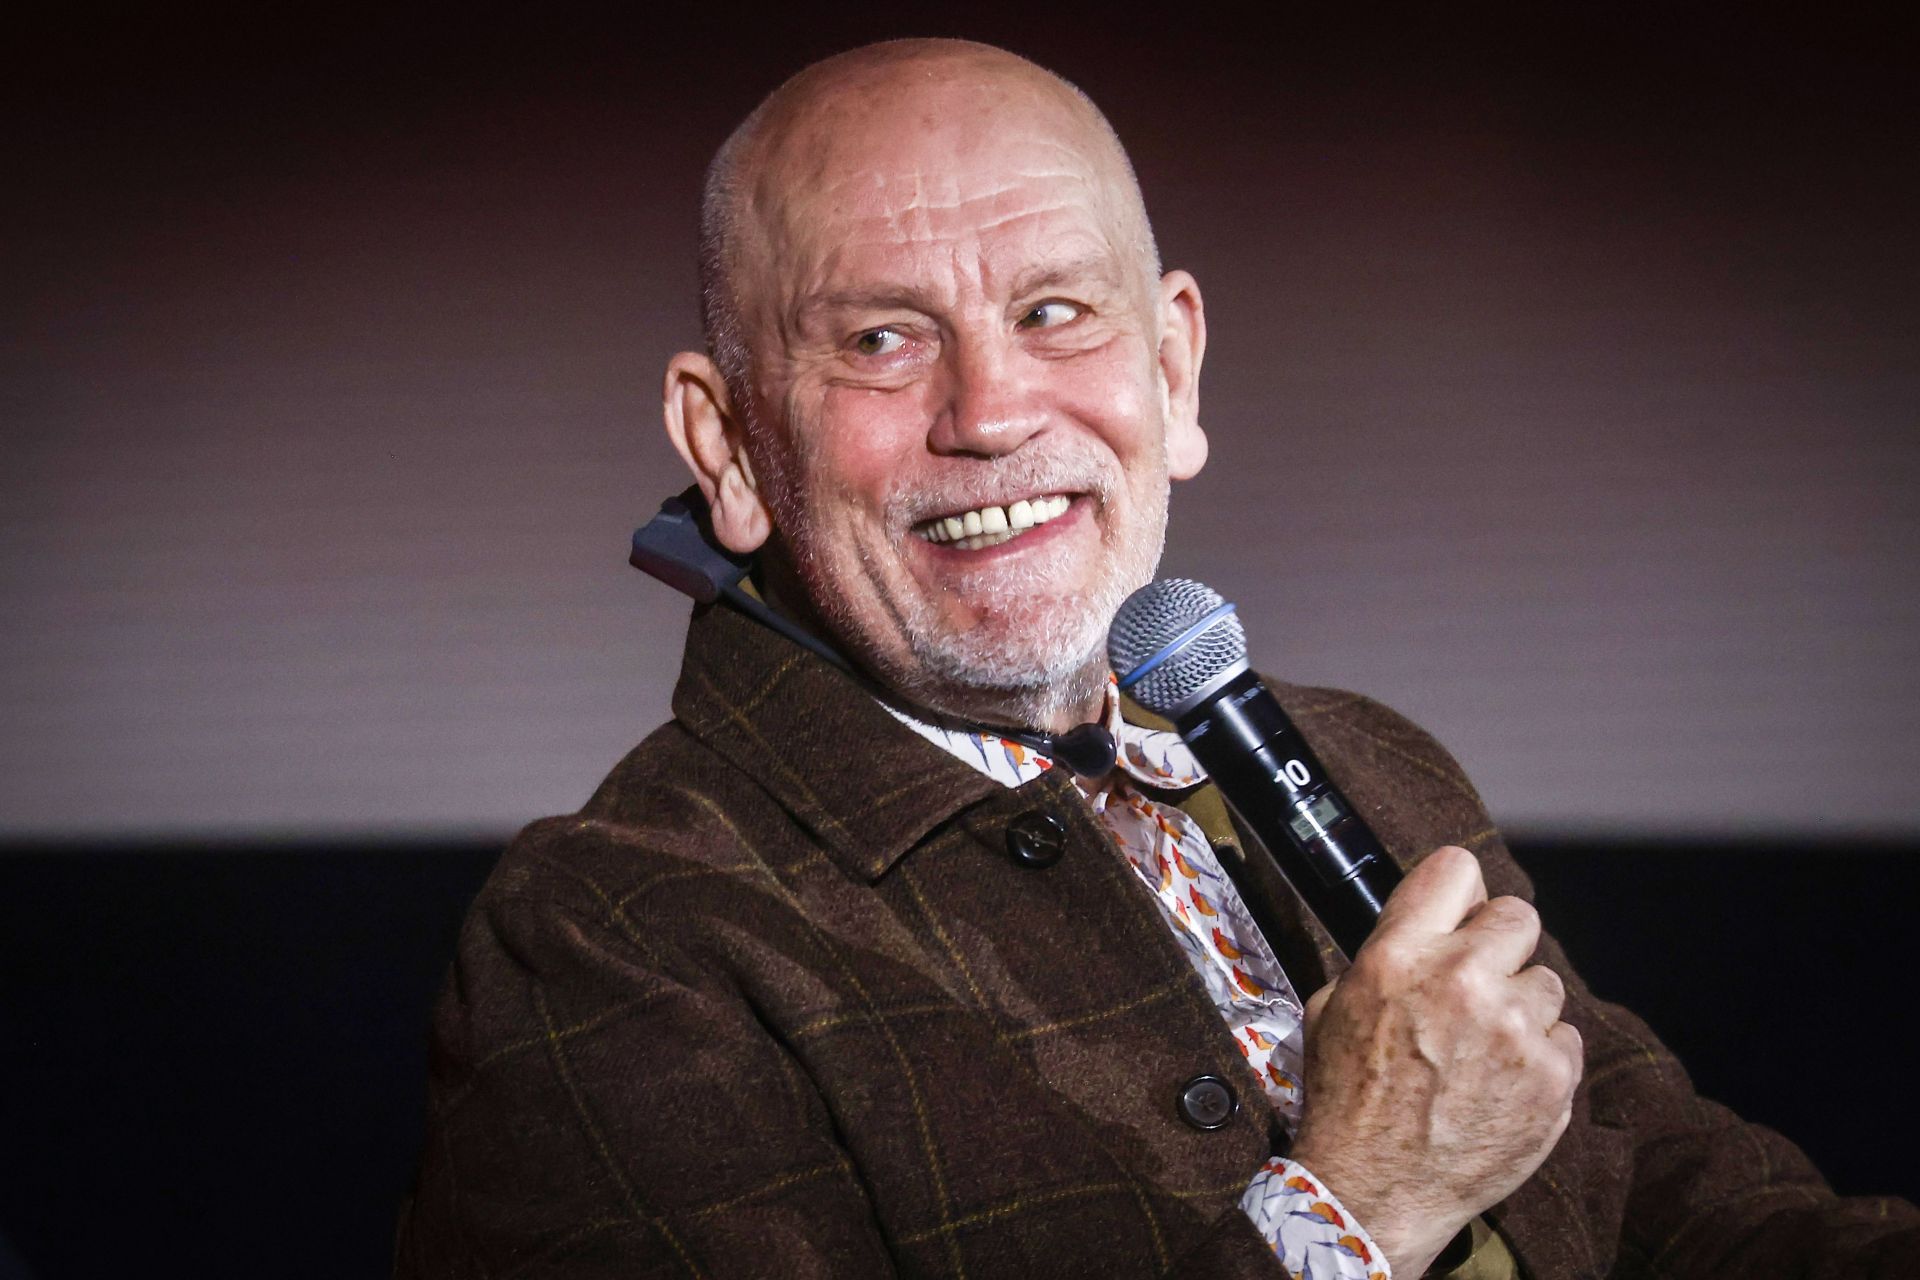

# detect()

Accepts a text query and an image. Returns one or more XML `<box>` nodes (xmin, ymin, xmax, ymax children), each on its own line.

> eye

<box><xmin>1017</xmin><ymin>300</ymin><xmax>1082</xmax><ymax>330</ymax></box>
<box><xmin>853</xmin><ymin>327</ymin><xmax>907</xmax><ymax>357</ymax></box>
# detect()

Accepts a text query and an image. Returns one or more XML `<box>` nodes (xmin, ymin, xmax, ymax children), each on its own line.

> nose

<box><xmin>926</xmin><ymin>329</ymin><xmax>1048</xmax><ymax>458</ymax></box>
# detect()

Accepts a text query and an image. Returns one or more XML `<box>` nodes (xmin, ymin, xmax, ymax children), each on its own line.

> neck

<box><xmin>946</xmin><ymin>663</ymin><xmax>1110</xmax><ymax>736</ymax></box>
<box><xmin>752</xmin><ymin>560</ymin><xmax>1110</xmax><ymax>736</ymax></box>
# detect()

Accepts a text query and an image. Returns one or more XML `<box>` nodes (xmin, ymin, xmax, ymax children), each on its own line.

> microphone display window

<box><xmin>1287</xmin><ymin>792</ymin><xmax>1346</xmax><ymax>844</ymax></box>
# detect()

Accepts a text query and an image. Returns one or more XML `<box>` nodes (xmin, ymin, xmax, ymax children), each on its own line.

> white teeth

<box><xmin>952</xmin><ymin>530</ymin><xmax>1014</xmax><ymax>550</ymax></box>
<box><xmin>917</xmin><ymin>494</ymin><xmax>1075</xmax><ymax>546</ymax></box>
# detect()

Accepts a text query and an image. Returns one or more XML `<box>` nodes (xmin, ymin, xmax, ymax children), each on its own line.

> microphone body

<box><xmin>1168</xmin><ymin>667</ymin><xmax>1400</xmax><ymax>958</ymax></box>
<box><xmin>1111</xmin><ymin>580</ymin><xmax>1401</xmax><ymax>958</ymax></box>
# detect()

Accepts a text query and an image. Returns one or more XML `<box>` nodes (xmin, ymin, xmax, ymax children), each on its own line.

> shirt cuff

<box><xmin>1240</xmin><ymin>1156</ymin><xmax>1390</xmax><ymax>1280</ymax></box>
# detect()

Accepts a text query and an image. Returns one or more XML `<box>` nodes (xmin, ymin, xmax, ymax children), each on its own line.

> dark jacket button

<box><xmin>1005</xmin><ymin>811</ymin><xmax>1066</xmax><ymax>868</ymax></box>
<box><xmin>1176</xmin><ymin>1075</ymin><xmax>1237</xmax><ymax>1130</ymax></box>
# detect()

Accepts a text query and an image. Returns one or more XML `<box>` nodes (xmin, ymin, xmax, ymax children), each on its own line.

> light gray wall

<box><xmin>5</xmin><ymin>12</ymin><xmax>1915</xmax><ymax>839</ymax></box>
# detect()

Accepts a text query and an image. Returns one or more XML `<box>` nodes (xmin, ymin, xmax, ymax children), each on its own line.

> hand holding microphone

<box><xmin>1291</xmin><ymin>847</ymin><xmax>1583</xmax><ymax>1275</ymax></box>
<box><xmin>1112</xmin><ymin>581</ymin><xmax>1583</xmax><ymax>1277</ymax></box>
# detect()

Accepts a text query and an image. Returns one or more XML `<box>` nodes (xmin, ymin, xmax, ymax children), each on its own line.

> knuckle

<box><xmin>1481</xmin><ymin>895</ymin><xmax>1537</xmax><ymax>929</ymax></box>
<box><xmin>1442</xmin><ymin>961</ymin><xmax>1488</xmax><ymax>1007</ymax></box>
<box><xmin>1546</xmin><ymin>1042</ymin><xmax>1581</xmax><ymax>1093</ymax></box>
<box><xmin>1428</xmin><ymin>844</ymin><xmax>1482</xmax><ymax>881</ymax></box>
<box><xmin>1544</xmin><ymin>1025</ymin><xmax>1585</xmax><ymax>1090</ymax></box>
<box><xmin>1500</xmin><ymin>1003</ymin><xmax>1537</xmax><ymax>1043</ymax></box>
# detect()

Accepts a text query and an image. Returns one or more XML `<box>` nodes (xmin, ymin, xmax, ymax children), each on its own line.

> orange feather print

<box><xmin>1334</xmin><ymin>1234</ymin><xmax>1372</xmax><ymax>1262</ymax></box>
<box><xmin>1283</xmin><ymin>1175</ymin><xmax>1319</xmax><ymax>1196</ymax></box>
<box><xmin>1231</xmin><ymin>967</ymin><xmax>1265</xmax><ymax>997</ymax></box>
<box><xmin>1244</xmin><ymin>1025</ymin><xmax>1274</xmax><ymax>1051</ymax></box>
<box><xmin>1171</xmin><ymin>844</ymin><xmax>1201</xmax><ymax>878</ymax></box>
<box><xmin>1302</xmin><ymin>1201</ymin><xmax>1345</xmax><ymax>1229</ymax></box>
<box><xmin>1266</xmin><ymin>1061</ymin><xmax>1298</xmax><ymax>1092</ymax></box>
<box><xmin>1190</xmin><ymin>888</ymin><xmax>1219</xmax><ymax>918</ymax></box>
<box><xmin>1214</xmin><ymin>928</ymin><xmax>1244</xmax><ymax>961</ymax></box>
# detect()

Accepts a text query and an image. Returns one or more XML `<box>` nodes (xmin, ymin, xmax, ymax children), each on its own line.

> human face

<box><xmin>736</xmin><ymin>88</ymin><xmax>1204</xmax><ymax>729</ymax></box>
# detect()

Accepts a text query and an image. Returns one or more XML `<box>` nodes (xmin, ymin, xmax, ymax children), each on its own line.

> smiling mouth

<box><xmin>914</xmin><ymin>494</ymin><xmax>1074</xmax><ymax>550</ymax></box>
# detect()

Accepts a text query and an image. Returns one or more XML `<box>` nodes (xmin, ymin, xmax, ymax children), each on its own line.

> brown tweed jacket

<box><xmin>396</xmin><ymin>604</ymin><xmax>1919</xmax><ymax>1278</ymax></box>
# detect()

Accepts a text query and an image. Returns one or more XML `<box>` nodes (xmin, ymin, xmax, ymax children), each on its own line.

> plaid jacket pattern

<box><xmin>396</xmin><ymin>604</ymin><xmax>1919</xmax><ymax>1278</ymax></box>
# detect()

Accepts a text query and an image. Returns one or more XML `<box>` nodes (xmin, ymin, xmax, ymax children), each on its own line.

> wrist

<box><xmin>1241</xmin><ymin>1155</ymin><xmax>1399</xmax><ymax>1278</ymax></box>
<box><xmin>1282</xmin><ymin>1139</ymin><xmax>1459</xmax><ymax>1277</ymax></box>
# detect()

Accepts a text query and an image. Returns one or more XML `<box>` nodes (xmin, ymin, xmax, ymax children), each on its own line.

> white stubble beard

<box><xmin>758</xmin><ymin>428</ymin><xmax>1171</xmax><ymax>731</ymax></box>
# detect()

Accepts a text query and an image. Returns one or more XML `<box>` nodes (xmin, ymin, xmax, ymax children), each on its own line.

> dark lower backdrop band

<box><xmin>0</xmin><ymin>834</ymin><xmax>1911</xmax><ymax>1279</ymax></box>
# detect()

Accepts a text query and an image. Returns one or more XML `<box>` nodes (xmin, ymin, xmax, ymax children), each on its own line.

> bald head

<box><xmin>697</xmin><ymin>39</ymin><xmax>1160</xmax><ymax>405</ymax></box>
<box><xmin>662</xmin><ymin>38</ymin><xmax>1207</xmax><ymax>731</ymax></box>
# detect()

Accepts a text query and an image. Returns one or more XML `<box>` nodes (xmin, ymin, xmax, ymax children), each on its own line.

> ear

<box><xmin>1156</xmin><ymin>269</ymin><xmax>1208</xmax><ymax>481</ymax></box>
<box><xmin>662</xmin><ymin>351</ymin><xmax>773</xmax><ymax>554</ymax></box>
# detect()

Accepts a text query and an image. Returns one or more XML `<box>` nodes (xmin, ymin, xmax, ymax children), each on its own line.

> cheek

<box><xmin>1052</xmin><ymin>342</ymin><xmax>1163</xmax><ymax>462</ymax></box>
<box><xmin>801</xmin><ymin>387</ymin><xmax>930</xmax><ymax>515</ymax></box>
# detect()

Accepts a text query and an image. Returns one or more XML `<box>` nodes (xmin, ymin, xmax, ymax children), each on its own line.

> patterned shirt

<box><xmin>883</xmin><ymin>686</ymin><xmax>1391</xmax><ymax>1280</ymax></box>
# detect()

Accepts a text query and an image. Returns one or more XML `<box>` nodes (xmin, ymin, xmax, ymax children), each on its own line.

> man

<box><xmin>397</xmin><ymin>40</ymin><xmax>1917</xmax><ymax>1278</ymax></box>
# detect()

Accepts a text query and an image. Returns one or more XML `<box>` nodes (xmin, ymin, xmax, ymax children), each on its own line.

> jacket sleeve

<box><xmin>1529</xmin><ymin>909</ymin><xmax>1920</xmax><ymax>1279</ymax></box>
<box><xmin>394</xmin><ymin>859</ymin><xmax>902</xmax><ymax>1278</ymax></box>
<box><xmin>1343</xmin><ymin>696</ymin><xmax>1920</xmax><ymax>1279</ymax></box>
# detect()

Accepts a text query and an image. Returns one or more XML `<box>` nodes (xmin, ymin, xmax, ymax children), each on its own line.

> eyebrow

<box><xmin>790</xmin><ymin>253</ymin><xmax>1131</xmax><ymax>333</ymax></box>
<box><xmin>1006</xmin><ymin>252</ymin><xmax>1130</xmax><ymax>300</ymax></box>
<box><xmin>791</xmin><ymin>286</ymin><xmax>945</xmax><ymax>332</ymax></box>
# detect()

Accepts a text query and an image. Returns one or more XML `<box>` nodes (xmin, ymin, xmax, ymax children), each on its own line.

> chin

<box><xmin>778</xmin><ymin>482</ymin><xmax>1167</xmax><ymax>727</ymax></box>
<box><xmin>895</xmin><ymin>603</ymin><xmax>1116</xmax><ymax>729</ymax></box>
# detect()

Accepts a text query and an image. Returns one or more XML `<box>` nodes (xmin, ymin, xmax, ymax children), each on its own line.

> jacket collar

<box><xmin>670</xmin><ymin>604</ymin><xmax>1005</xmax><ymax>882</ymax></box>
<box><xmin>668</xmin><ymin>603</ymin><xmax>1346</xmax><ymax>987</ymax></box>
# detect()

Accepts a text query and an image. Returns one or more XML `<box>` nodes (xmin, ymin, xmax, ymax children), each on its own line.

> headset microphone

<box><xmin>630</xmin><ymin>488</ymin><xmax>1117</xmax><ymax>776</ymax></box>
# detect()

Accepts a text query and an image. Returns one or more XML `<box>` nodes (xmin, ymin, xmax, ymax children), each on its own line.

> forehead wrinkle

<box><xmin>784</xmin><ymin>215</ymin><xmax>1116</xmax><ymax>328</ymax></box>
<box><xmin>722</xmin><ymin>49</ymin><xmax>1161</xmax><ymax>370</ymax></box>
<box><xmin>854</xmin><ymin>163</ymin><xmax>1101</xmax><ymax>214</ymax></box>
<box><xmin>781</xmin><ymin>162</ymin><xmax>1094</xmax><ymax>267</ymax></box>
<box><xmin>800</xmin><ymin>162</ymin><xmax>1098</xmax><ymax>242</ymax></box>
<box><xmin>786</xmin><ymin>163</ymin><xmax>1122</xmax><ymax>278</ymax></box>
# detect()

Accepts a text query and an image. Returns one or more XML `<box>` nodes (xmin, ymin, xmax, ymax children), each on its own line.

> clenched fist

<box><xmin>1287</xmin><ymin>846</ymin><xmax>1583</xmax><ymax>1277</ymax></box>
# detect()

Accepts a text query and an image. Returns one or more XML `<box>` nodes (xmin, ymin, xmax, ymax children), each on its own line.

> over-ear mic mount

<box><xmin>631</xmin><ymin>488</ymin><xmax>1116</xmax><ymax>777</ymax></box>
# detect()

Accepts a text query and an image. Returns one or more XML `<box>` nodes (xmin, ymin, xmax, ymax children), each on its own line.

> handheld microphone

<box><xmin>1109</xmin><ymin>579</ymin><xmax>1400</xmax><ymax>957</ymax></box>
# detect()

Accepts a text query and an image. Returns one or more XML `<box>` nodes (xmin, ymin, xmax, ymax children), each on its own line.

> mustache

<box><xmin>885</xmin><ymin>444</ymin><xmax>1119</xmax><ymax>527</ymax></box>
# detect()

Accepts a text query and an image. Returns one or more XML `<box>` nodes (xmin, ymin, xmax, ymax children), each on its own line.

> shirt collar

<box><xmin>883</xmin><ymin>678</ymin><xmax>1208</xmax><ymax>794</ymax></box>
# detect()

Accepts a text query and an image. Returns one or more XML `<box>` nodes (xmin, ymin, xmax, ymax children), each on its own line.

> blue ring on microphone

<box><xmin>1116</xmin><ymin>602</ymin><xmax>1238</xmax><ymax>692</ymax></box>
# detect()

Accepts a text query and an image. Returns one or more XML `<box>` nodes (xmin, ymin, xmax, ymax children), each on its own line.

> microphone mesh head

<box><xmin>1109</xmin><ymin>578</ymin><xmax>1247</xmax><ymax>714</ymax></box>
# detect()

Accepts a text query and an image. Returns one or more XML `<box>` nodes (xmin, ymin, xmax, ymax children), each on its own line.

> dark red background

<box><xmin>3</xmin><ymin>7</ymin><xmax>1915</xmax><ymax>1277</ymax></box>
<box><xmin>6</xmin><ymin>4</ymin><xmax>1916</xmax><ymax>838</ymax></box>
